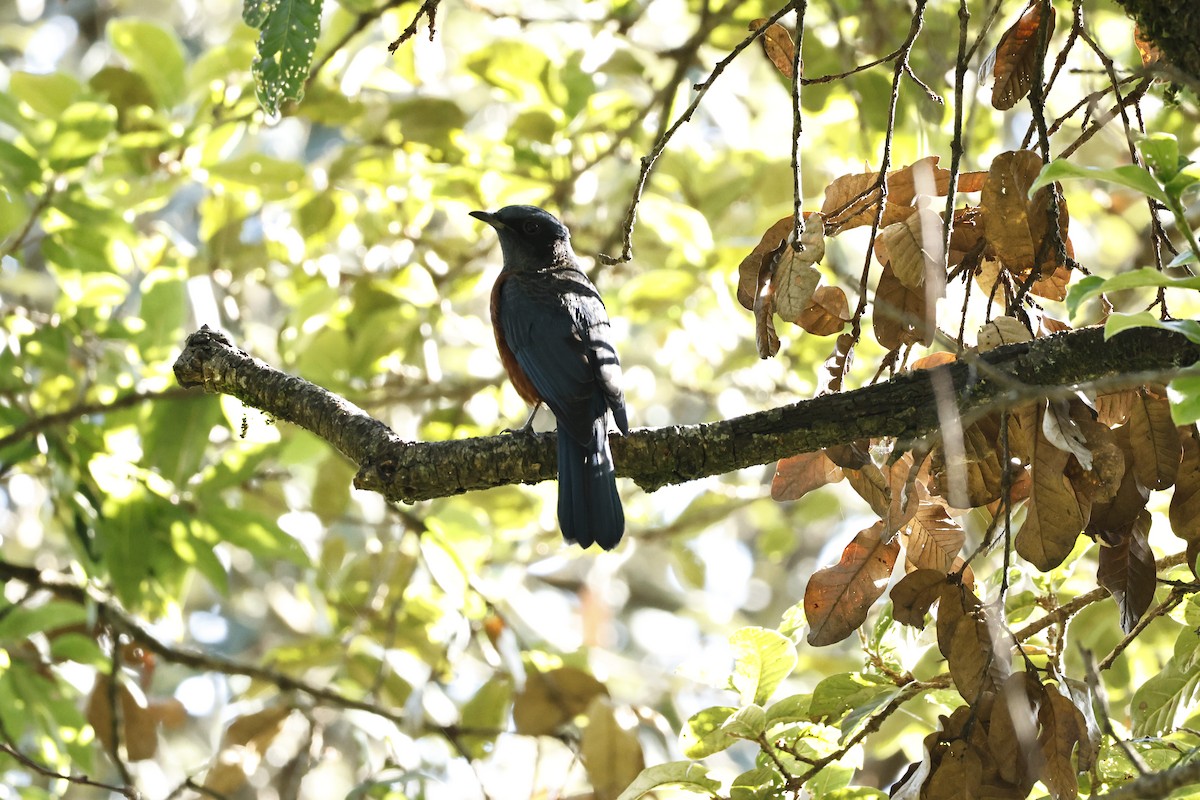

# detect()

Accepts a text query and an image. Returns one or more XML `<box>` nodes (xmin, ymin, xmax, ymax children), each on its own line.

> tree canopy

<box><xmin>1</xmin><ymin>0</ymin><xmax>1200</xmax><ymax>798</ymax></box>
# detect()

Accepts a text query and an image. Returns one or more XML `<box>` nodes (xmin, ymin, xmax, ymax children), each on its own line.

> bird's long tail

<box><xmin>557</xmin><ymin>415</ymin><xmax>624</xmax><ymax>550</ymax></box>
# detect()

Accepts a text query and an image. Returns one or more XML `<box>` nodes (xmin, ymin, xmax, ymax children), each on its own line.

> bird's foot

<box><xmin>501</xmin><ymin>404</ymin><xmax>541</xmax><ymax>435</ymax></box>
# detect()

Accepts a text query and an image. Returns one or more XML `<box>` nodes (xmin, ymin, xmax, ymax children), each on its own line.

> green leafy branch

<box><xmin>1030</xmin><ymin>133</ymin><xmax>1200</xmax><ymax>424</ymax></box>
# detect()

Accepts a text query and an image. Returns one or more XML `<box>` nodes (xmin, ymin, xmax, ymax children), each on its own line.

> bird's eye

<box><xmin>522</xmin><ymin>221</ymin><xmax>540</xmax><ymax>234</ymax></box>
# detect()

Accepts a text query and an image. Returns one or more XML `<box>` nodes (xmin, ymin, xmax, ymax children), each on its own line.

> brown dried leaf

<box><xmin>749</xmin><ymin>19</ymin><xmax>796</xmax><ymax>80</ymax></box>
<box><xmin>845</xmin><ymin>454</ymin><xmax>919</xmax><ymax>532</ymax></box>
<box><xmin>981</xmin><ymin>150</ymin><xmax>1045</xmax><ymax>269</ymax></box>
<box><xmin>938</xmin><ymin>606</ymin><xmax>1002</xmax><ymax>714</ymax></box>
<box><xmin>774</xmin><ymin>230</ymin><xmax>825</xmax><ymax>323</ymax></box>
<box><xmin>1037</xmin><ymin>689</ymin><xmax>1087</xmax><ymax>800</ymax></box>
<box><xmin>755</xmin><ymin>285</ymin><xmax>780</xmax><ymax>358</ymax></box>
<box><xmin>1129</xmin><ymin>387</ymin><xmax>1182</xmax><ymax>490</ymax></box>
<box><xmin>822</xmin><ymin>156</ymin><xmax>979</xmax><ymax>233</ymax></box>
<box><xmin>1094</xmin><ymin>390</ymin><xmax>1137</xmax><ymax>427</ymax></box>
<box><xmin>87</xmin><ymin>674</ymin><xmax>160</xmax><ymax>762</ymax></box>
<box><xmin>1014</xmin><ymin>418</ymin><xmax>1086</xmax><ymax>571</ymax></box>
<box><xmin>912</xmin><ymin>351</ymin><xmax>957</xmax><ymax>370</ymax></box>
<box><xmin>819</xmin><ymin>332</ymin><xmax>855</xmax><ymax>393</ymax></box>
<box><xmin>772</xmin><ymin>451</ymin><xmax>844</xmax><ymax>501</ymax></box>
<box><xmin>1030</xmin><ymin>263</ymin><xmax>1071</xmax><ymax>301</ymax></box>
<box><xmin>991</xmin><ymin>2</ymin><xmax>1056</xmax><ymax>110</ymax></box>
<box><xmin>737</xmin><ymin>215</ymin><xmax>792</xmax><ymax>310</ymax></box>
<box><xmin>903</xmin><ymin>503</ymin><xmax>966</xmax><ymax>571</ymax></box>
<box><xmin>926</xmin><ymin>739</ymin><xmax>986</xmax><ymax>798</ymax></box>
<box><xmin>989</xmin><ymin>673</ymin><xmax>1044</xmax><ymax>791</ymax></box>
<box><xmin>878</xmin><ymin>208</ymin><xmax>949</xmax><ymax>311</ymax></box>
<box><xmin>796</xmin><ymin>285</ymin><xmax>849</xmax><ymax>336</ymax></box>
<box><xmin>1067</xmin><ymin>411</ymin><xmax>1125</xmax><ymax>507</ymax></box>
<box><xmin>514</xmin><ymin>667</ymin><xmax>608</xmax><ymax>736</ymax></box>
<box><xmin>949</xmin><ymin>206</ymin><xmax>987</xmax><ymax>269</ymax></box>
<box><xmin>826</xmin><ymin>440</ymin><xmax>871</xmax><ymax>470</ymax></box>
<box><xmin>874</xmin><ymin>261</ymin><xmax>928</xmax><ymax>349</ymax></box>
<box><xmin>1096</xmin><ymin>510</ymin><xmax>1156</xmax><ymax>634</ymax></box>
<box><xmin>1134</xmin><ymin>25</ymin><xmax>1163</xmax><ymax>67</ymax></box>
<box><xmin>805</xmin><ymin>521</ymin><xmax>900</xmax><ymax>646</ymax></box>
<box><xmin>891</xmin><ymin>568</ymin><xmax>948</xmax><ymax>627</ymax></box>
<box><xmin>1042</xmin><ymin>399</ymin><xmax>1092</xmax><ymax>469</ymax></box>
<box><xmin>930</xmin><ymin>420</ymin><xmax>1004</xmax><ymax>508</ymax></box>
<box><xmin>581</xmin><ymin>696</ymin><xmax>646</xmax><ymax>800</ymax></box>
<box><xmin>1170</xmin><ymin>426</ymin><xmax>1200</xmax><ymax>555</ymax></box>
<box><xmin>1090</xmin><ymin>424</ymin><xmax>1150</xmax><ymax>532</ymax></box>
<box><xmin>978</xmin><ymin>317</ymin><xmax>1034</xmax><ymax>351</ymax></box>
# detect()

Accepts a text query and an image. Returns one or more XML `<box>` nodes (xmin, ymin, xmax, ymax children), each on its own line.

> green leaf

<box><xmin>252</xmin><ymin>0</ymin><xmax>322</xmax><ymax>114</ymax></box>
<box><xmin>765</xmin><ymin>694</ymin><xmax>811</xmax><ymax>726</ymax></box>
<box><xmin>0</xmin><ymin>140</ymin><xmax>42</xmax><ymax>188</ymax></box>
<box><xmin>808</xmin><ymin>673</ymin><xmax>897</xmax><ymax>725</ymax></box>
<box><xmin>0</xmin><ymin>601</ymin><xmax>89</xmax><ymax>642</ymax></box>
<box><xmin>729</xmin><ymin>627</ymin><xmax>797</xmax><ymax>706</ymax></box>
<box><xmin>107</xmin><ymin>19</ymin><xmax>187</xmax><ymax>108</ymax></box>
<box><xmin>243</xmin><ymin>0</ymin><xmax>279</xmax><ymax>27</ymax></box>
<box><xmin>142</xmin><ymin>395</ymin><xmax>223</xmax><ymax>487</ymax></box>
<box><xmin>1168</xmin><ymin>371</ymin><xmax>1200</xmax><ymax>425</ymax></box>
<box><xmin>459</xmin><ymin>676</ymin><xmax>513</xmax><ymax>759</ymax></box>
<box><xmin>48</xmin><ymin>632</ymin><xmax>106</xmax><ymax>666</ymax></box>
<box><xmin>680</xmin><ymin>706</ymin><xmax>737</xmax><ymax>758</ymax></box>
<box><xmin>9</xmin><ymin>72</ymin><xmax>81</xmax><ymax>118</ymax></box>
<box><xmin>1028</xmin><ymin>160</ymin><xmax>1169</xmax><ymax>205</ymax></box>
<box><xmin>1065</xmin><ymin>268</ymin><xmax>1200</xmax><ymax>320</ymax></box>
<box><xmin>615</xmin><ymin>762</ymin><xmax>721</xmax><ymax>800</ymax></box>
<box><xmin>1131</xmin><ymin>625</ymin><xmax>1200</xmax><ymax>736</ymax></box>
<box><xmin>204</xmin><ymin>505</ymin><xmax>311</xmax><ymax>566</ymax></box>
<box><xmin>205</xmin><ymin>154</ymin><xmax>307</xmax><ymax>196</ymax></box>
<box><xmin>1138</xmin><ymin>133</ymin><xmax>1183</xmax><ymax>181</ymax></box>
<box><xmin>1104</xmin><ymin>312</ymin><xmax>1200</xmax><ymax>345</ymax></box>
<box><xmin>722</xmin><ymin>703</ymin><xmax>767</xmax><ymax>739</ymax></box>
<box><xmin>1166</xmin><ymin>248</ymin><xmax>1197</xmax><ymax>268</ymax></box>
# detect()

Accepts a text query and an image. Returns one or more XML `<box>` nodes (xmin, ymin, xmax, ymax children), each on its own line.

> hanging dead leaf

<box><xmin>87</xmin><ymin>674</ymin><xmax>160</xmax><ymax>762</ymax></box>
<box><xmin>822</xmin><ymin>156</ymin><xmax>986</xmax><ymax>233</ymax></box>
<box><xmin>826</xmin><ymin>440</ymin><xmax>871</xmax><ymax>470</ymax></box>
<box><xmin>1037</xmin><ymin>689</ymin><xmax>1087</xmax><ymax>800</ymax></box>
<box><xmin>930</xmin><ymin>420</ymin><xmax>1004</xmax><ymax>508</ymax></box>
<box><xmin>1096</xmin><ymin>511</ymin><xmax>1156</xmax><ymax>634</ymax></box>
<box><xmin>903</xmin><ymin>503</ymin><xmax>967</xmax><ymax>571</ymax></box>
<box><xmin>737</xmin><ymin>216</ymin><xmax>793</xmax><ymax>310</ymax></box>
<box><xmin>1134</xmin><ymin>25</ymin><xmax>1163</xmax><ymax>67</ymax></box>
<box><xmin>755</xmin><ymin>284</ymin><xmax>780</xmax><ymax>358</ymax></box>
<box><xmin>978</xmin><ymin>317</ymin><xmax>1033</xmax><ymax>351</ymax></box>
<box><xmin>942</xmin><ymin>593</ymin><xmax>1011</xmax><ymax>702</ymax></box>
<box><xmin>772</xmin><ymin>451</ymin><xmax>844</xmax><ymax>501</ymax></box>
<box><xmin>796</xmin><ymin>285</ymin><xmax>849</xmax><ymax>336</ymax></box>
<box><xmin>202</xmin><ymin>705</ymin><xmax>292</xmax><ymax>793</ymax></box>
<box><xmin>774</xmin><ymin>235</ymin><xmax>825</xmax><ymax>324</ymax></box>
<box><xmin>973</xmin><ymin>258</ymin><xmax>1005</xmax><ymax>308</ymax></box>
<box><xmin>805</xmin><ymin>521</ymin><xmax>900</xmax><ymax>646</ymax></box>
<box><xmin>948</xmin><ymin>206</ymin><xmax>987</xmax><ymax>268</ymax></box>
<box><xmin>1030</xmin><ymin>263</ymin><xmax>1071</xmax><ymax>300</ymax></box>
<box><xmin>925</xmin><ymin>739</ymin><xmax>986</xmax><ymax>798</ymax></box>
<box><xmin>1170</xmin><ymin>426</ymin><xmax>1200</xmax><ymax>557</ymax></box>
<box><xmin>878</xmin><ymin>207</ymin><xmax>948</xmax><ymax>304</ymax></box>
<box><xmin>981</xmin><ymin>150</ymin><xmax>1045</xmax><ymax>270</ymax></box>
<box><xmin>990</xmin><ymin>2</ymin><xmax>1056</xmax><ymax>110</ymax></box>
<box><xmin>514</xmin><ymin>667</ymin><xmax>608</xmax><ymax>736</ymax></box>
<box><xmin>874</xmin><ymin>262</ymin><xmax>929</xmax><ymax>349</ymax></box>
<box><xmin>845</xmin><ymin>453</ymin><xmax>919</xmax><ymax>532</ymax></box>
<box><xmin>1090</xmin><ymin>424</ymin><xmax>1150</xmax><ymax>532</ymax></box>
<box><xmin>580</xmin><ymin>696</ymin><xmax>646</xmax><ymax>800</ymax></box>
<box><xmin>989</xmin><ymin>673</ymin><xmax>1045</xmax><ymax>792</ymax></box>
<box><xmin>819</xmin><ymin>332</ymin><xmax>855</xmax><ymax>393</ymax></box>
<box><xmin>1039</xmin><ymin>314</ymin><xmax>1071</xmax><ymax>335</ymax></box>
<box><xmin>1128</xmin><ymin>387</ymin><xmax>1181</xmax><ymax>490</ymax></box>
<box><xmin>1042</xmin><ymin>399</ymin><xmax>1092</xmax><ymax>469</ymax></box>
<box><xmin>1066</xmin><ymin>411</ymin><xmax>1125</xmax><ymax>507</ymax></box>
<box><xmin>1094</xmin><ymin>390</ymin><xmax>1137</xmax><ymax>427</ymax></box>
<box><xmin>1014</xmin><ymin>417</ymin><xmax>1086</xmax><ymax>571</ymax></box>
<box><xmin>749</xmin><ymin>19</ymin><xmax>797</xmax><ymax>80</ymax></box>
<box><xmin>891</xmin><ymin>568</ymin><xmax>948</xmax><ymax>627</ymax></box>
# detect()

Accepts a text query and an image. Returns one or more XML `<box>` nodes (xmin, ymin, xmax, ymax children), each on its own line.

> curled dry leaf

<box><xmin>805</xmin><ymin>521</ymin><xmax>900</xmax><ymax>646</ymax></box>
<box><xmin>796</xmin><ymin>285</ymin><xmax>850</xmax><ymax>336</ymax></box>
<box><xmin>749</xmin><ymin>18</ymin><xmax>796</xmax><ymax>80</ymax></box>
<box><xmin>911</xmin><ymin>351</ymin><xmax>957</xmax><ymax>370</ymax></box>
<box><xmin>580</xmin><ymin>696</ymin><xmax>646</xmax><ymax>800</ymax></box>
<box><xmin>737</xmin><ymin>215</ymin><xmax>793</xmax><ymax>310</ymax></box>
<box><xmin>977</xmin><ymin>316</ymin><xmax>1032</xmax><ymax>351</ymax></box>
<box><xmin>1128</xmin><ymin>387</ymin><xmax>1181</xmax><ymax>490</ymax></box>
<box><xmin>87</xmin><ymin>674</ymin><xmax>161</xmax><ymax>762</ymax></box>
<box><xmin>1095</xmin><ymin>510</ymin><xmax>1155</xmax><ymax>634</ymax></box>
<box><xmin>990</xmin><ymin>1</ymin><xmax>1056</xmax><ymax>110</ymax></box>
<box><xmin>989</xmin><ymin>673</ymin><xmax>1044</xmax><ymax>793</ymax></box>
<box><xmin>1066</xmin><ymin>411</ymin><xmax>1125</xmax><ymax>507</ymax></box>
<box><xmin>755</xmin><ymin>284</ymin><xmax>781</xmax><ymax>358</ymax></box>
<box><xmin>845</xmin><ymin>453</ymin><xmax>919</xmax><ymax>534</ymax></box>
<box><xmin>774</xmin><ymin>236</ymin><xmax>824</xmax><ymax>324</ymax></box>
<box><xmin>877</xmin><ymin>206</ymin><xmax>947</xmax><ymax>291</ymax></box>
<box><xmin>821</xmin><ymin>156</ymin><xmax>987</xmax><ymax>233</ymax></box>
<box><xmin>891</xmin><ymin>568</ymin><xmax>948</xmax><ymax>627</ymax></box>
<box><xmin>819</xmin><ymin>332</ymin><xmax>855</xmax><ymax>393</ymax></box>
<box><xmin>874</xmin><ymin>262</ymin><xmax>929</xmax><ymax>349</ymax></box>
<box><xmin>1037</xmin><ymin>689</ymin><xmax>1088</xmax><ymax>800</ymax></box>
<box><xmin>1014</xmin><ymin>415</ymin><xmax>1086</xmax><ymax>571</ymax></box>
<box><xmin>771</xmin><ymin>450</ymin><xmax>844</xmax><ymax>501</ymax></box>
<box><xmin>929</xmin><ymin>420</ymin><xmax>1004</xmax><ymax>509</ymax></box>
<box><xmin>1042</xmin><ymin>399</ymin><xmax>1091</xmax><ymax>470</ymax></box>
<box><xmin>514</xmin><ymin>666</ymin><xmax>608</xmax><ymax>736</ymax></box>
<box><xmin>1134</xmin><ymin>25</ymin><xmax>1163</xmax><ymax>66</ymax></box>
<box><xmin>1090</xmin><ymin>424</ymin><xmax>1150</xmax><ymax>532</ymax></box>
<box><xmin>1169</xmin><ymin>426</ymin><xmax>1200</xmax><ymax>550</ymax></box>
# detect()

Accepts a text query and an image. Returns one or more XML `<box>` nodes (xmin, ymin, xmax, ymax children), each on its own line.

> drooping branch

<box><xmin>173</xmin><ymin>324</ymin><xmax>1200</xmax><ymax>505</ymax></box>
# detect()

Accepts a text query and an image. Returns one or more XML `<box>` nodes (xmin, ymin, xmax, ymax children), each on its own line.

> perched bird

<box><xmin>470</xmin><ymin>205</ymin><xmax>628</xmax><ymax>550</ymax></box>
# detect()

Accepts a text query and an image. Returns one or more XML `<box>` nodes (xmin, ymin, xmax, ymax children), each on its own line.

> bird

<box><xmin>470</xmin><ymin>205</ymin><xmax>628</xmax><ymax>550</ymax></box>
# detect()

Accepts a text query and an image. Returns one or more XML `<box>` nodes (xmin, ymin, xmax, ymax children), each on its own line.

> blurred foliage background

<box><xmin>0</xmin><ymin>0</ymin><xmax>1197</xmax><ymax>798</ymax></box>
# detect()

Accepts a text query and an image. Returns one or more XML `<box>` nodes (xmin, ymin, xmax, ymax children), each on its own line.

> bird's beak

<box><xmin>469</xmin><ymin>210</ymin><xmax>506</xmax><ymax>229</ymax></box>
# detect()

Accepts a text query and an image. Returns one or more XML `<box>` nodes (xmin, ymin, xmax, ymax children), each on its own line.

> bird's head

<box><xmin>470</xmin><ymin>205</ymin><xmax>575</xmax><ymax>270</ymax></box>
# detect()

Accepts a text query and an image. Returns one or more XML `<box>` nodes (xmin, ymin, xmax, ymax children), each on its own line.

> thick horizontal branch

<box><xmin>172</xmin><ymin>325</ymin><xmax>1200</xmax><ymax>504</ymax></box>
